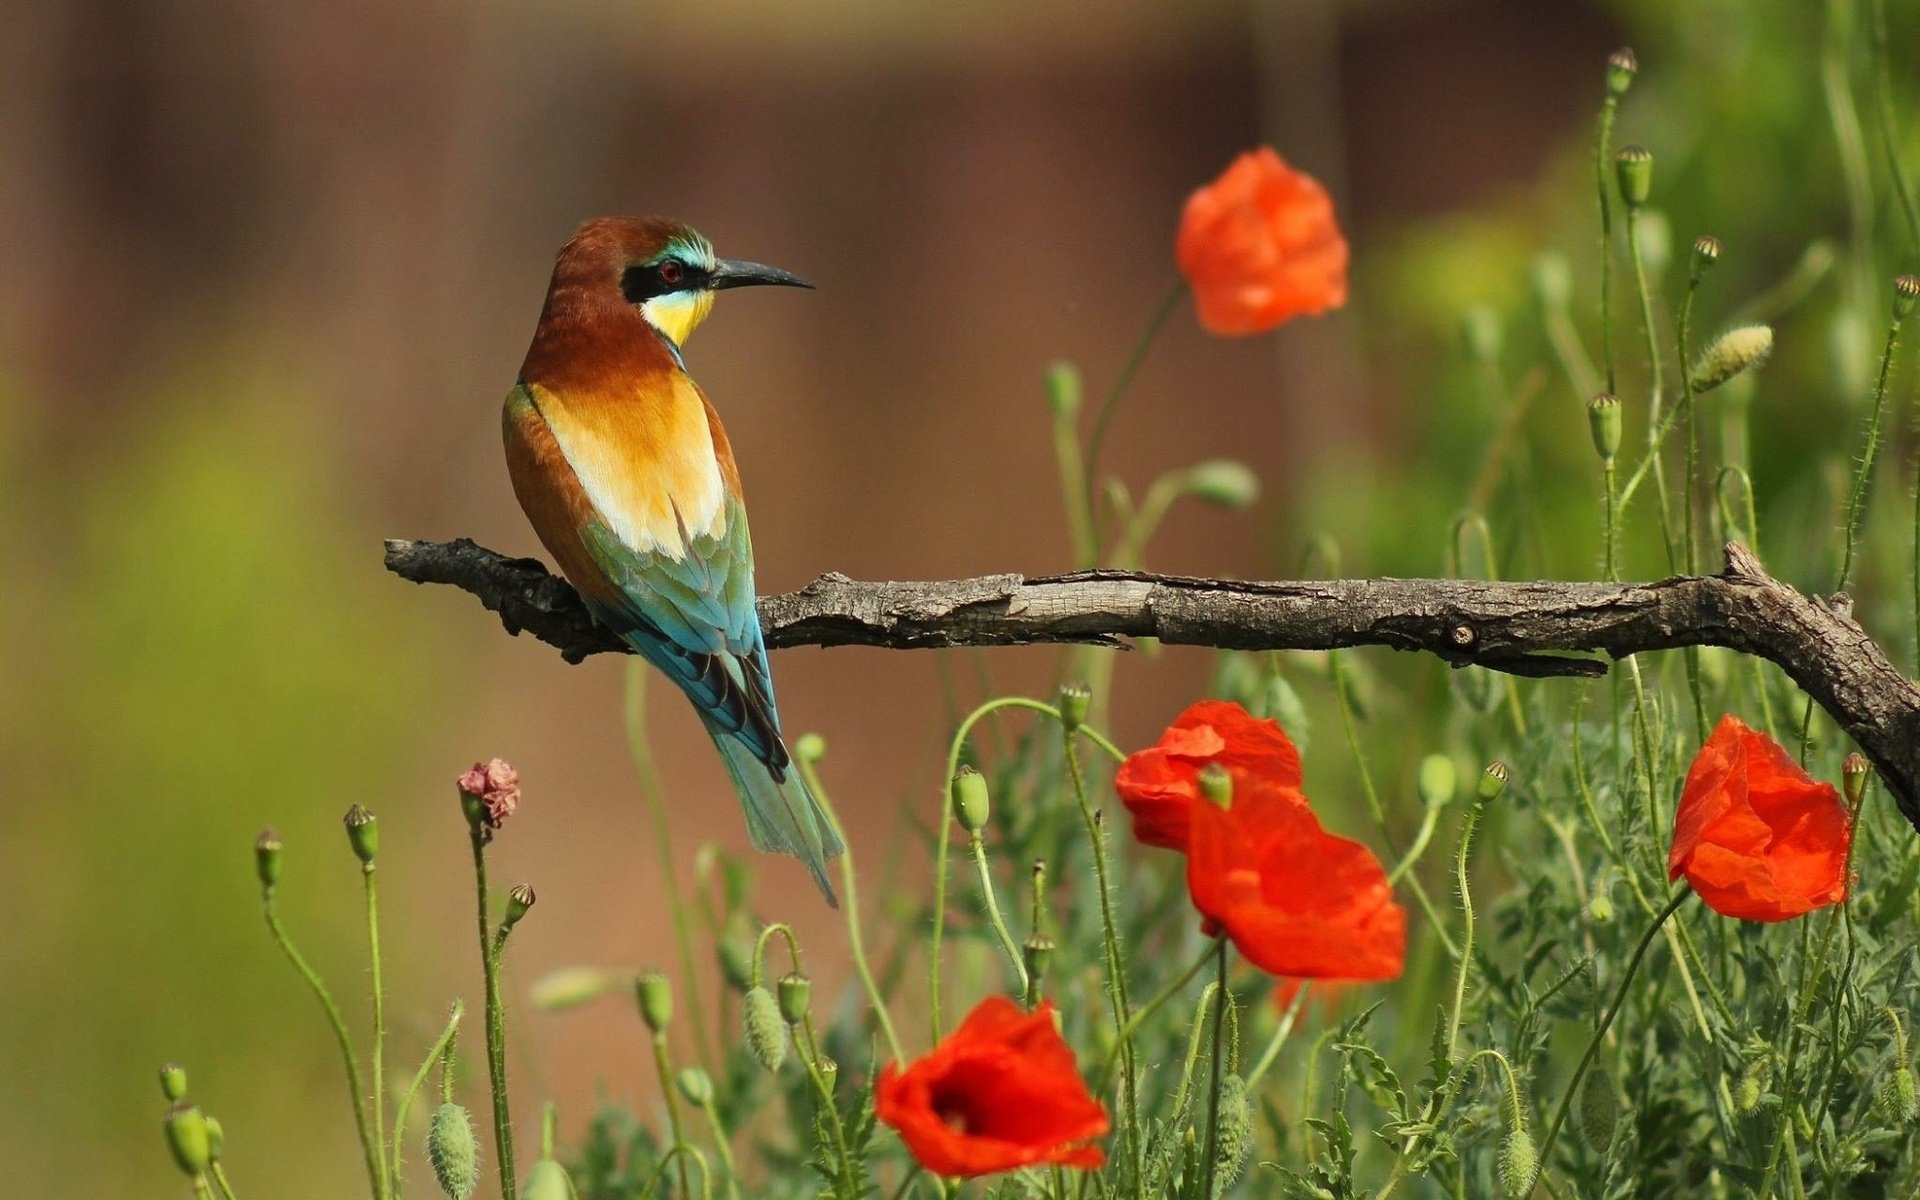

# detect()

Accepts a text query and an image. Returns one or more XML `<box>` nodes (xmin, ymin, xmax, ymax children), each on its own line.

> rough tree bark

<box><xmin>385</xmin><ymin>536</ymin><xmax>1920</xmax><ymax>831</ymax></box>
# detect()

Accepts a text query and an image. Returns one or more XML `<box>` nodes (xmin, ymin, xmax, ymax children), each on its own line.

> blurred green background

<box><xmin>4</xmin><ymin>0</ymin><xmax>1917</xmax><ymax>1193</ymax></box>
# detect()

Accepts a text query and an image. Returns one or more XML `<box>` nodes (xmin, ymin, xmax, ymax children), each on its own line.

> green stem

<box><xmin>798</xmin><ymin>1016</ymin><xmax>858</xmax><ymax>1196</ymax></box>
<box><xmin>1602</xmin><ymin>460</ymin><xmax>1618</xmax><ymax>582</ymax></box>
<box><xmin>1245</xmin><ymin>978</ymin><xmax>1311</xmax><ymax>1088</ymax></box>
<box><xmin>391</xmin><ymin>1002</ymin><xmax>465</xmax><ymax>1198</ymax></box>
<box><xmin>193</xmin><ymin>1175</ymin><xmax>217</xmax><ymax>1200</ymax></box>
<box><xmin>1525</xmin><ymin>889</ymin><xmax>1692</xmax><ymax>1196</ymax></box>
<box><xmin>650</xmin><ymin>1030</ymin><xmax>694</xmax><ymax>1200</ymax></box>
<box><xmin>1051</xmin><ymin>364</ymin><xmax>1099</xmax><ymax>568</ymax></box>
<box><xmin>1839</xmin><ymin>313</ymin><xmax>1906</xmax><ymax>592</ymax></box>
<box><xmin>967</xmin><ymin>831</ymin><xmax>1029</xmax><ymax>996</ymax></box>
<box><xmin>1597</xmin><ymin>94</ymin><xmax>1620</xmax><ymax>394</ymax></box>
<box><xmin>1675</xmin><ymin>280</ymin><xmax>1709</xmax><ymax>742</ymax></box>
<box><xmin>1871</xmin><ymin>0</ymin><xmax>1920</xmax><ymax>257</ymax></box>
<box><xmin>1199</xmin><ymin>940</ymin><xmax>1230</xmax><ymax>1200</ymax></box>
<box><xmin>694</xmin><ymin>1095</ymin><xmax>741</xmax><ymax>1200</ymax></box>
<box><xmin>1084</xmin><ymin>280</ymin><xmax>1187</xmax><ymax>538</ymax></box>
<box><xmin>262</xmin><ymin>889</ymin><xmax>382</xmax><ymax>1198</ymax></box>
<box><xmin>794</xmin><ymin>753</ymin><xmax>904</xmax><ymax>1063</ymax></box>
<box><xmin>468</xmin><ymin>823</ymin><xmax>515</xmax><ymax>1200</ymax></box>
<box><xmin>364</xmin><ymin>866</ymin><xmax>390</xmax><ymax>1200</ymax></box>
<box><xmin>1626</xmin><ymin>207</ymin><xmax>1679</xmax><ymax>571</ymax></box>
<box><xmin>1445</xmin><ymin>797</ymin><xmax>1486</xmax><ymax>1064</ymax></box>
<box><xmin>210</xmin><ymin>1164</ymin><xmax>239</xmax><ymax>1200</ymax></box>
<box><xmin>1095</xmin><ymin>934</ymin><xmax>1224</xmax><ymax>1091</ymax></box>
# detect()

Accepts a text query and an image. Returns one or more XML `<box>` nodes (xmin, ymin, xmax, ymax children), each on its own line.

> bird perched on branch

<box><xmin>503</xmin><ymin>216</ymin><xmax>842</xmax><ymax>902</ymax></box>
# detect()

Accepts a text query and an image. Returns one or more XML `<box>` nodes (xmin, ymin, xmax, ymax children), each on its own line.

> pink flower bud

<box><xmin>457</xmin><ymin>758</ymin><xmax>522</xmax><ymax>829</ymax></box>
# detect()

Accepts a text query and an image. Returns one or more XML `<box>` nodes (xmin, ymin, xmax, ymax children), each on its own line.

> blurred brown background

<box><xmin>0</xmin><ymin>0</ymin><xmax>1627</xmax><ymax>1192</ymax></box>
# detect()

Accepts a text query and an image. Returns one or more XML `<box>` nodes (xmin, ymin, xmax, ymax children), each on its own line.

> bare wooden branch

<box><xmin>385</xmin><ymin>536</ymin><xmax>1920</xmax><ymax>829</ymax></box>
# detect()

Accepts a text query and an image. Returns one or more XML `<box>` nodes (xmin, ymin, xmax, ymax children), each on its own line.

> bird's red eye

<box><xmin>658</xmin><ymin>260</ymin><xmax>684</xmax><ymax>285</ymax></box>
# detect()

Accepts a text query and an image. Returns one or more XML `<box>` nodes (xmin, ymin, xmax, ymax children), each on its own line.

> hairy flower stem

<box><xmin>1596</xmin><ymin>88</ymin><xmax>1620</xmax><ymax>394</ymax></box>
<box><xmin>1525</xmin><ymin>889</ymin><xmax>1692</xmax><ymax>1195</ymax></box>
<box><xmin>1602</xmin><ymin>460</ymin><xmax>1619</xmax><ymax>583</ymax></box>
<box><xmin>391</xmin><ymin>1002</ymin><xmax>464</xmax><ymax>1197</ymax></box>
<box><xmin>1084</xmin><ymin>280</ymin><xmax>1187</xmax><ymax>539</ymax></box>
<box><xmin>363</xmin><ymin>864</ymin><xmax>391</xmax><ymax>1200</ymax></box>
<box><xmin>967</xmin><ymin>831</ymin><xmax>1029</xmax><ymax>997</ymax></box>
<box><xmin>1199</xmin><ymin>940</ymin><xmax>1230</xmax><ymax>1200</ymax></box>
<box><xmin>798</xmin><ymin>1016</ymin><xmax>857</xmax><ymax>1196</ymax></box>
<box><xmin>795</xmin><ymin>755</ymin><xmax>904</xmax><ymax>1064</ymax></box>
<box><xmin>467</xmin><ymin>822</ymin><xmax>515</xmax><ymax>1200</ymax></box>
<box><xmin>1674</xmin><ymin>283</ymin><xmax>1709</xmax><ymax>742</ymax></box>
<box><xmin>649</xmin><ymin>1030</ymin><xmax>694</xmax><ymax>1200</ymax></box>
<box><xmin>262</xmin><ymin>888</ymin><xmax>382</xmax><ymax>1197</ymax></box>
<box><xmin>1095</xmin><ymin>934</ymin><xmax>1224</xmax><ymax>1092</ymax></box>
<box><xmin>1626</xmin><ymin>208</ymin><xmax>1680</xmax><ymax>571</ymax></box>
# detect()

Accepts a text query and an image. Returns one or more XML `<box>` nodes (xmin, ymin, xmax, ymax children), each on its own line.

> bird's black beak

<box><xmin>707</xmin><ymin>258</ymin><xmax>814</xmax><ymax>291</ymax></box>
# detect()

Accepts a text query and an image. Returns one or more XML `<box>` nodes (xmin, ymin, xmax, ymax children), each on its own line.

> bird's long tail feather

<box><xmin>705</xmin><ymin>725</ymin><xmax>843</xmax><ymax>906</ymax></box>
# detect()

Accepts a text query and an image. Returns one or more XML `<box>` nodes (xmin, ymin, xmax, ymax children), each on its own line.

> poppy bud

<box><xmin>1897</xmin><ymin>275</ymin><xmax>1920</xmax><ymax>322</ymax></box>
<box><xmin>1023</xmin><ymin>933</ymin><xmax>1055</xmax><ymax>985</ymax></box>
<box><xmin>717</xmin><ymin>934</ymin><xmax>754</xmax><ymax>992</ymax></box>
<box><xmin>503</xmin><ymin>884</ymin><xmax>536</xmax><ymax>931</ymax></box>
<box><xmin>1587</xmin><ymin>892</ymin><xmax>1615</xmax><ymax>924</ymax></box>
<box><xmin>1500</xmin><ymin>1127</ymin><xmax>1538</xmax><ymax>1197</ymax></box>
<box><xmin>530</xmin><ymin>966</ymin><xmax>614</xmax><ymax>1011</ymax></box>
<box><xmin>634</xmin><ymin>971</ymin><xmax>673</xmax><ymax>1034</ymax></box>
<box><xmin>203</xmin><ymin>1116</ymin><xmax>225</xmax><ymax>1163</ymax></box>
<box><xmin>1058</xmin><ymin>682</ymin><xmax>1092</xmax><ymax>731</ymax></box>
<box><xmin>743</xmin><ymin>986</ymin><xmax>788</xmax><ymax>1072</ymax></box>
<box><xmin>1605</xmin><ymin>47</ymin><xmax>1637</xmax><ymax>98</ymax></box>
<box><xmin>1692</xmin><ymin>324</ymin><xmax>1774</xmax><ymax>393</ymax></box>
<box><xmin>159</xmin><ymin>1062</ymin><xmax>188</xmax><ymax>1102</ymax></box>
<box><xmin>1045</xmin><ymin>360</ymin><xmax>1082</xmax><ymax>421</ymax></box>
<box><xmin>793</xmin><ymin>731</ymin><xmax>827</xmax><ymax>765</ymax></box>
<box><xmin>1588</xmin><ymin>394</ymin><xmax>1622</xmax><ymax>463</ymax></box>
<box><xmin>1461</xmin><ymin>306</ymin><xmax>1503</xmax><ymax>365</ymax></box>
<box><xmin>1417</xmin><ymin>755</ymin><xmax>1457</xmax><ymax>810</ymax></box>
<box><xmin>1478</xmin><ymin>760</ymin><xmax>1510</xmax><ymax>803</ymax></box>
<box><xmin>163</xmin><ymin>1102</ymin><xmax>212</xmax><ymax>1178</ymax></box>
<box><xmin>1213</xmin><ymin>1073</ymin><xmax>1253</xmax><ymax>1188</ymax></box>
<box><xmin>1579</xmin><ymin>1069</ymin><xmax>1618</xmax><ymax>1149</ymax></box>
<box><xmin>1844</xmin><ymin>752</ymin><xmax>1870</xmax><ymax>807</ymax></box>
<box><xmin>1691</xmin><ymin>235</ymin><xmax>1722</xmax><ymax>284</ymax></box>
<box><xmin>1184</xmin><ymin>460</ymin><xmax>1261</xmax><ymax>509</ymax></box>
<box><xmin>254</xmin><ymin>828</ymin><xmax>283</xmax><ymax>891</ymax></box>
<box><xmin>1877</xmin><ymin>1068</ymin><xmax>1919</xmax><ymax>1125</ymax></box>
<box><xmin>676</xmin><ymin>1066</ymin><xmax>715</xmax><ymax>1107</ymax></box>
<box><xmin>1615</xmin><ymin>145</ymin><xmax>1653</xmax><ymax>209</ymax></box>
<box><xmin>522</xmin><ymin>1160</ymin><xmax>576</xmax><ymax>1200</ymax></box>
<box><xmin>951</xmin><ymin>767</ymin><xmax>990</xmax><ymax>834</ymax></box>
<box><xmin>343</xmin><ymin>804</ymin><xmax>379</xmax><ymax>865</ymax></box>
<box><xmin>777</xmin><ymin>972</ymin><xmax>813</xmax><ymax>1025</ymax></box>
<box><xmin>428</xmin><ymin>1102</ymin><xmax>478</xmax><ymax>1199</ymax></box>
<box><xmin>1197</xmin><ymin>763</ymin><xmax>1234</xmax><ymax>809</ymax></box>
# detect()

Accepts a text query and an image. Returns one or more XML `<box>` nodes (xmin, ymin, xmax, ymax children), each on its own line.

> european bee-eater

<box><xmin>504</xmin><ymin>216</ymin><xmax>842</xmax><ymax>902</ymax></box>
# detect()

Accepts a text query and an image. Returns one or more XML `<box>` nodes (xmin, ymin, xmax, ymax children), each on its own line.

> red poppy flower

<box><xmin>1667</xmin><ymin>715</ymin><xmax>1851</xmax><ymax>922</ymax></box>
<box><xmin>875</xmin><ymin>998</ymin><xmax>1108</xmax><ymax>1177</ymax></box>
<box><xmin>1186</xmin><ymin>775</ymin><xmax>1405</xmax><ymax>980</ymax></box>
<box><xmin>1176</xmin><ymin>147</ymin><xmax>1349</xmax><ymax>336</ymax></box>
<box><xmin>1114</xmin><ymin>700</ymin><xmax>1304</xmax><ymax>852</ymax></box>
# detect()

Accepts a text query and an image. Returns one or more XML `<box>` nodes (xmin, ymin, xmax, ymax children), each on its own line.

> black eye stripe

<box><xmin>621</xmin><ymin>260</ymin><xmax>706</xmax><ymax>304</ymax></box>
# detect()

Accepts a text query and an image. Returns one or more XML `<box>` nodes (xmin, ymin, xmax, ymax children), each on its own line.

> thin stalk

<box><xmin>1084</xmin><ymin>280</ymin><xmax>1187</xmax><ymax>536</ymax></box>
<box><xmin>210</xmin><ymin>1164</ymin><xmax>239</xmax><ymax>1200</ymax></box>
<box><xmin>363</xmin><ymin>865</ymin><xmax>390</xmax><ymax>1200</ymax></box>
<box><xmin>1199</xmin><ymin>940</ymin><xmax>1230</xmax><ymax>1200</ymax></box>
<box><xmin>1675</xmin><ymin>280</ymin><xmax>1709</xmax><ymax>742</ymax></box>
<box><xmin>1524</xmin><ymin>889</ymin><xmax>1692</xmax><ymax>1196</ymax></box>
<box><xmin>1245</xmin><ymin>979</ymin><xmax>1312</xmax><ymax>1088</ymax></box>
<box><xmin>391</xmin><ymin>1002</ymin><xmax>465</xmax><ymax>1197</ymax></box>
<box><xmin>1051</xmin><ymin>366</ymin><xmax>1099</xmax><ymax>569</ymax></box>
<box><xmin>1597</xmin><ymin>90</ymin><xmax>1620</xmax><ymax>394</ymax></box>
<box><xmin>797</xmin><ymin>1016</ymin><xmax>858</xmax><ymax>1195</ymax></box>
<box><xmin>193</xmin><ymin>1176</ymin><xmax>217</xmax><ymax>1200</ymax></box>
<box><xmin>1602</xmin><ymin>459</ymin><xmax>1619</xmax><ymax>582</ymax></box>
<box><xmin>262</xmin><ymin>890</ymin><xmax>381</xmax><ymax>1197</ymax></box>
<box><xmin>1626</xmin><ymin>207</ymin><xmax>1679</xmax><ymax>570</ymax></box>
<box><xmin>1838</xmin><ymin>313</ymin><xmax>1906</xmax><ymax>592</ymax></box>
<box><xmin>467</xmin><ymin>822</ymin><xmax>515</xmax><ymax>1200</ymax></box>
<box><xmin>967</xmin><ymin>831</ymin><xmax>1029</xmax><ymax>996</ymax></box>
<box><xmin>692</xmin><ymin>1093</ymin><xmax>741</xmax><ymax>1200</ymax></box>
<box><xmin>649</xmin><ymin>1030</ymin><xmax>693</xmax><ymax>1200</ymax></box>
<box><xmin>1095</xmin><ymin>934</ymin><xmax>1224</xmax><ymax>1091</ymax></box>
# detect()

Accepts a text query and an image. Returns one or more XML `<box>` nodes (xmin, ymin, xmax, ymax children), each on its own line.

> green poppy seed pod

<box><xmin>1499</xmin><ymin>1127</ymin><xmax>1538</xmax><ymax>1198</ymax></box>
<box><xmin>428</xmin><ymin>1102</ymin><xmax>479</xmax><ymax>1199</ymax></box>
<box><xmin>1057</xmin><ymin>682</ymin><xmax>1092</xmax><ymax>732</ymax></box>
<box><xmin>1197</xmin><ymin>762</ymin><xmax>1234</xmax><ymax>809</ymax></box>
<box><xmin>1213</xmin><ymin>1074</ymin><xmax>1253</xmax><ymax>1189</ymax></box>
<box><xmin>254</xmin><ymin>828</ymin><xmax>283</xmax><ymax>891</ymax></box>
<box><xmin>1615</xmin><ymin>145</ymin><xmax>1653</xmax><ymax>209</ymax></box>
<box><xmin>1735</xmin><ymin>1050</ymin><xmax>1771</xmax><ymax>1114</ymax></box>
<box><xmin>777</xmin><ymin>972</ymin><xmax>813</xmax><ymax>1025</ymax></box>
<box><xmin>634</xmin><ymin>971</ymin><xmax>673</xmax><ymax>1034</ymax></box>
<box><xmin>1588</xmin><ymin>393</ymin><xmax>1622</xmax><ymax>463</ymax></box>
<box><xmin>1417</xmin><ymin>755</ymin><xmax>1457</xmax><ymax>809</ymax></box>
<box><xmin>1184</xmin><ymin>459</ymin><xmax>1261</xmax><ymax>509</ymax></box>
<box><xmin>1046</xmin><ymin>360</ymin><xmax>1082</xmax><ymax>421</ymax></box>
<box><xmin>817</xmin><ymin>1056</ymin><xmax>840</xmax><ymax>1090</ymax></box>
<box><xmin>343</xmin><ymin>804</ymin><xmax>379</xmax><ymax>866</ymax></box>
<box><xmin>1461</xmin><ymin>305</ymin><xmax>1503</xmax><ymax>365</ymax></box>
<box><xmin>158</xmin><ymin>1062</ymin><xmax>188</xmax><ymax>1102</ymax></box>
<box><xmin>676</xmin><ymin>1066</ymin><xmax>715</xmax><ymax>1108</ymax></box>
<box><xmin>1896</xmin><ymin>275</ymin><xmax>1920</xmax><ymax>322</ymax></box>
<box><xmin>1876</xmin><ymin>1068</ymin><xmax>1919</xmax><ymax>1124</ymax></box>
<box><xmin>522</xmin><ymin>1160</ymin><xmax>577</xmax><ymax>1200</ymax></box>
<box><xmin>1477</xmin><ymin>760</ymin><xmax>1510</xmax><ymax>803</ymax></box>
<box><xmin>1023</xmin><ymin>933</ymin><xmax>1056</xmax><ymax>984</ymax></box>
<box><xmin>530</xmin><ymin>966</ymin><xmax>614</xmax><ymax>1011</ymax></box>
<box><xmin>1692</xmin><ymin>324</ymin><xmax>1774</xmax><ymax>393</ymax></box>
<box><xmin>1578</xmin><ymin>1070</ymin><xmax>1618</xmax><ymax>1149</ymax></box>
<box><xmin>203</xmin><ymin>1116</ymin><xmax>225</xmax><ymax>1163</ymax></box>
<box><xmin>951</xmin><ymin>766</ymin><xmax>991</xmax><ymax>834</ymax></box>
<box><xmin>163</xmin><ymin>1102</ymin><xmax>212</xmax><ymax>1178</ymax></box>
<box><xmin>792</xmin><ymin>731</ymin><xmax>826</xmax><ymax>765</ymax></box>
<box><xmin>504</xmin><ymin>883</ymin><xmax>536</xmax><ymax>931</ymax></box>
<box><xmin>717</xmin><ymin>934</ymin><xmax>754</xmax><ymax>992</ymax></box>
<box><xmin>1844</xmin><ymin>752</ymin><xmax>1870</xmax><ymax>807</ymax></box>
<box><xmin>1690</xmin><ymin>234</ymin><xmax>1722</xmax><ymax>284</ymax></box>
<box><xmin>1587</xmin><ymin>892</ymin><xmax>1615</xmax><ymax>924</ymax></box>
<box><xmin>1531</xmin><ymin>252</ymin><xmax>1572</xmax><ymax>313</ymax></box>
<box><xmin>743</xmin><ymin>985</ymin><xmax>788</xmax><ymax>1072</ymax></box>
<box><xmin>1605</xmin><ymin>47</ymin><xmax>1637</xmax><ymax>97</ymax></box>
